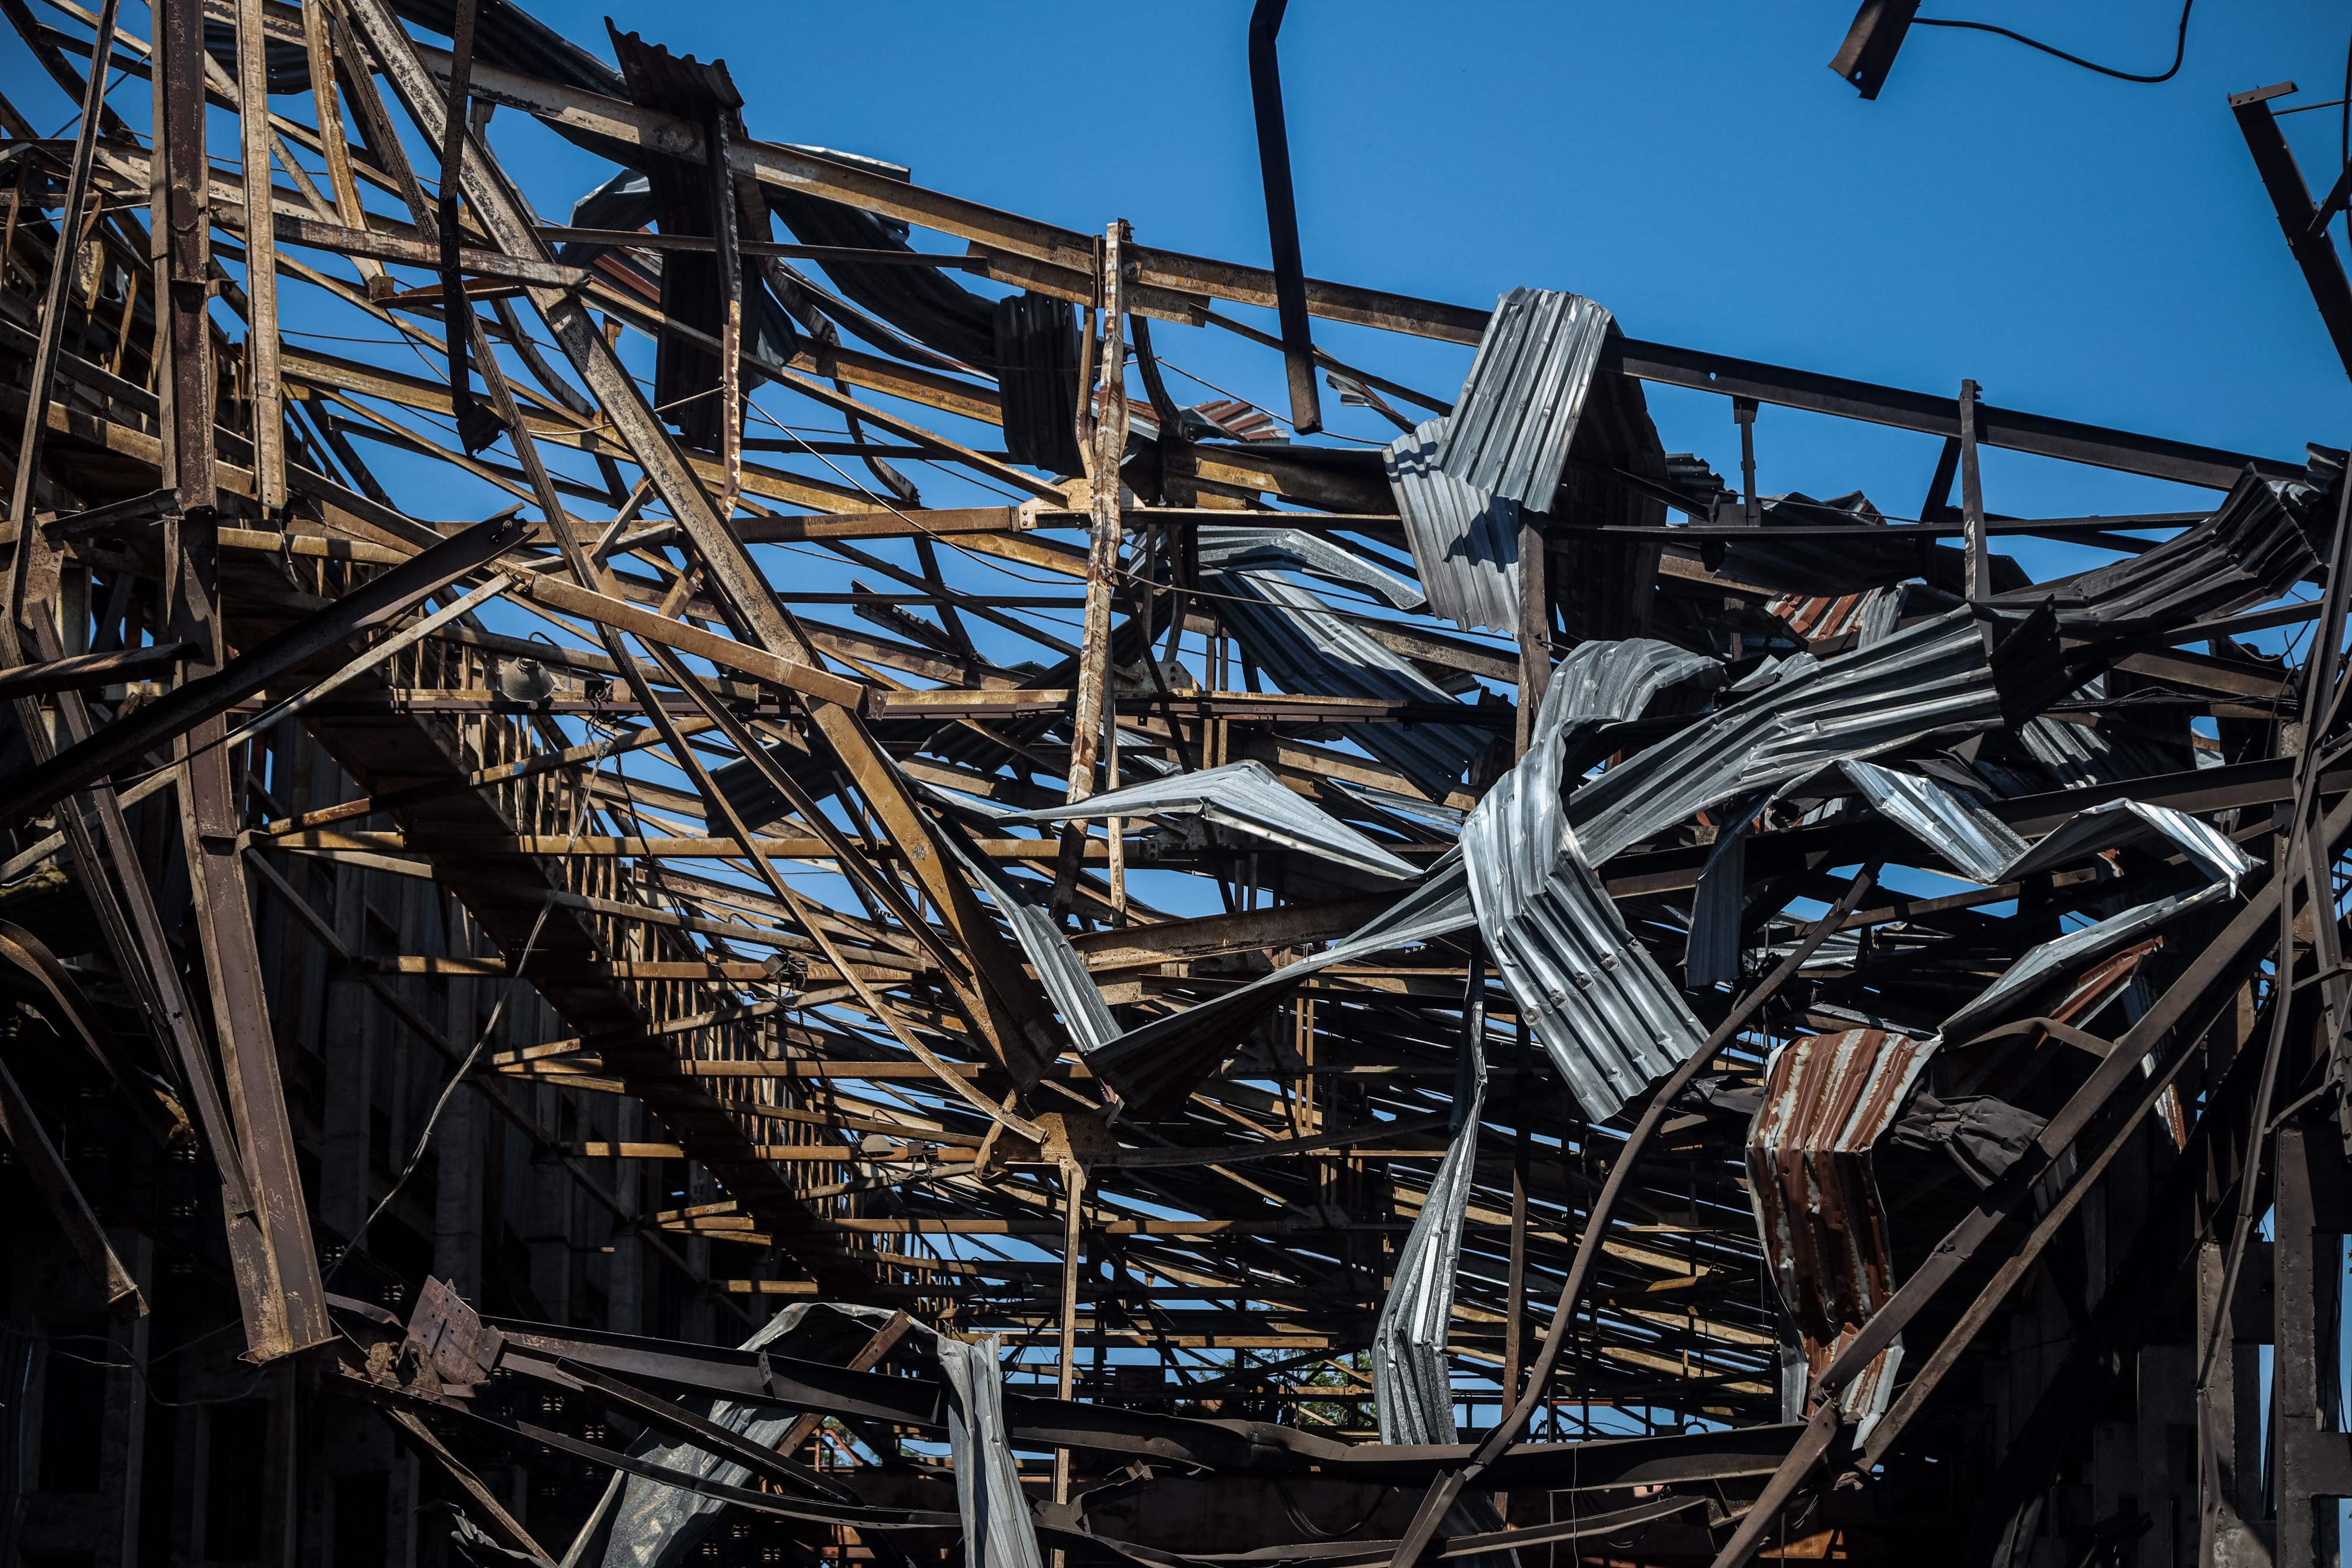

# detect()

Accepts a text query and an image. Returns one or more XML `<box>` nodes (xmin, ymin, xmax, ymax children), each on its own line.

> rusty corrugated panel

<box><xmin>1746</xmin><ymin>1029</ymin><xmax>1935</xmax><ymax>1436</ymax></box>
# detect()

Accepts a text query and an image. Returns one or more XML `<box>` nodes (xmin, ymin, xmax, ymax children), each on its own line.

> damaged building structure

<box><xmin>0</xmin><ymin>1</ymin><xmax>2349</xmax><ymax>1565</ymax></box>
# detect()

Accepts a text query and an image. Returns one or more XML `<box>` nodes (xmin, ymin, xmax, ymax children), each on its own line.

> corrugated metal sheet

<box><xmin>2000</xmin><ymin>797</ymin><xmax>2257</xmax><ymax>891</ymax></box>
<box><xmin>2017</xmin><ymin>470</ymin><xmax>2318</xmax><ymax>636</ymax></box>
<box><xmin>1840</xmin><ymin>759</ymin><xmax>2027</xmax><ymax>883</ymax></box>
<box><xmin>939</xmin><ymin>834</ymin><xmax>1119</xmax><ymax>1057</ymax></box>
<box><xmin>1086</xmin><ymin>857</ymin><xmax>1478</xmax><ymax>1119</ymax></box>
<box><xmin>936</xmin><ymin>1333</ymin><xmax>1046</xmax><ymax>1568</ymax></box>
<box><xmin>1195</xmin><ymin>534</ymin><xmax>1484</xmax><ymax>803</ymax></box>
<box><xmin>1465</xmin><ymin>668</ymin><xmax>1708</xmax><ymax>1121</ymax></box>
<box><xmin>1940</xmin><ymin>882</ymin><xmax>2232</xmax><ymax>1043</ymax></box>
<box><xmin>1371</xmin><ymin>1018</ymin><xmax>1518</xmax><ymax>1568</ymax></box>
<box><xmin>1548</xmin><ymin>635</ymin><xmax>1723</xmax><ymax>732</ymax></box>
<box><xmin>1842</xmin><ymin>760</ymin><xmax>2257</xmax><ymax>891</ymax></box>
<box><xmin>1569</xmin><ymin>606</ymin><xmax>2013</xmax><ymax>865</ymax></box>
<box><xmin>1769</xmin><ymin>585</ymin><xmax>1895</xmax><ymax>644</ymax></box>
<box><xmin>1196</xmin><ymin>525</ymin><xmax>1427</xmax><ymax>610</ymax></box>
<box><xmin>1383</xmin><ymin>418</ymin><xmax>1520</xmax><ymax>634</ymax></box>
<box><xmin>1432</xmin><ymin>289</ymin><xmax>1615</xmax><ymax>509</ymax></box>
<box><xmin>1746</xmin><ymin>1029</ymin><xmax>1935</xmax><ymax>1439</ymax></box>
<box><xmin>1686</xmin><ymin>794</ymin><xmax>1767</xmax><ymax>990</ymax></box>
<box><xmin>1004</xmin><ymin>760</ymin><xmax>1421</xmax><ymax>882</ymax></box>
<box><xmin>993</xmin><ymin>293</ymin><xmax>1083</xmax><ymax>474</ymax></box>
<box><xmin>1374</xmin><ymin>1025</ymin><xmax>1487</xmax><ymax>1446</ymax></box>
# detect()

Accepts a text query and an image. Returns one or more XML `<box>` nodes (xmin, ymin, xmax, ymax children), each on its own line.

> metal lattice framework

<box><xmin>3</xmin><ymin>4</ymin><xmax>2352</xmax><ymax>1567</ymax></box>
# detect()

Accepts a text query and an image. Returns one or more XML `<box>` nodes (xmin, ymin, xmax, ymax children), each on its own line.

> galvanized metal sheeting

<box><xmin>1434</xmin><ymin>289</ymin><xmax>1616</xmax><ymax>509</ymax></box>
<box><xmin>1746</xmin><ymin>1029</ymin><xmax>1935</xmax><ymax>1437</ymax></box>
<box><xmin>936</xmin><ymin>1332</ymin><xmax>1047</xmax><ymax>1568</ymax></box>
<box><xmin>1373</xmin><ymin>1027</ymin><xmax>1488</xmax><ymax>1447</ymax></box>
<box><xmin>1569</xmin><ymin>607</ymin><xmax>2010</xmax><ymax>865</ymax></box>
<box><xmin>1198</xmin><ymin>547</ymin><xmax>1485</xmax><ymax>803</ymax></box>
<box><xmin>1384</xmin><ymin>417</ymin><xmax>1521</xmax><ymax>634</ymax></box>
<box><xmin>1465</xmin><ymin>660</ymin><xmax>1708</xmax><ymax>1121</ymax></box>
<box><xmin>1004</xmin><ymin>759</ymin><xmax>1421</xmax><ymax>882</ymax></box>
<box><xmin>1941</xmin><ymin>882</ymin><xmax>2233</xmax><ymax>1043</ymax></box>
<box><xmin>1841</xmin><ymin>759</ymin><xmax>2257</xmax><ymax>891</ymax></box>
<box><xmin>2021</xmin><ymin>469</ymin><xmax>2318</xmax><ymax>635</ymax></box>
<box><xmin>2001</xmin><ymin>797</ymin><xmax>2257</xmax><ymax>891</ymax></box>
<box><xmin>1839</xmin><ymin>759</ymin><xmax>2027</xmax><ymax>883</ymax></box>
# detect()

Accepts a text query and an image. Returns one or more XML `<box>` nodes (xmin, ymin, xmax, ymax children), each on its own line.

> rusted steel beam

<box><xmin>0</xmin><ymin>511</ymin><xmax>525</xmax><ymax>834</ymax></box>
<box><xmin>1246</xmin><ymin>0</ymin><xmax>1321</xmax><ymax>434</ymax></box>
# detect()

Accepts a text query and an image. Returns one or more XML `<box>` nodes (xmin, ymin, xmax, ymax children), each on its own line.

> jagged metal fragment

<box><xmin>1465</xmin><ymin>664</ymin><xmax>1708</xmax><ymax>1121</ymax></box>
<box><xmin>1004</xmin><ymin>759</ymin><xmax>1421</xmax><ymax>882</ymax></box>
<box><xmin>1747</xmin><ymin>1028</ymin><xmax>1936</xmax><ymax>1445</ymax></box>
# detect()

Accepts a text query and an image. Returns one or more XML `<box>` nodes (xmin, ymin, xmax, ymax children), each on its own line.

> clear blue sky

<box><xmin>483</xmin><ymin>0</ymin><xmax>2352</xmax><ymax>536</ymax></box>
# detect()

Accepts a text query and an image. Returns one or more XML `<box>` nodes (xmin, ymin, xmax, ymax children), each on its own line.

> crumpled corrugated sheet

<box><xmin>1004</xmin><ymin>759</ymin><xmax>1421</xmax><ymax>882</ymax></box>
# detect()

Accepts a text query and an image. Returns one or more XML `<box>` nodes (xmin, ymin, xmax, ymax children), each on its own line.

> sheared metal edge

<box><xmin>1198</xmin><ymin>557</ymin><xmax>1483</xmax><ymax>804</ymax></box>
<box><xmin>1746</xmin><ymin>1029</ymin><xmax>1936</xmax><ymax>1444</ymax></box>
<box><xmin>937</xmin><ymin>833</ymin><xmax>1119</xmax><ymax>1056</ymax></box>
<box><xmin>1568</xmin><ymin>606</ymin><xmax>2009</xmax><ymax>865</ymax></box>
<box><xmin>1004</xmin><ymin>759</ymin><xmax>1420</xmax><ymax>882</ymax></box>
<box><xmin>1842</xmin><ymin>760</ymin><xmax>2257</xmax><ymax>891</ymax></box>
<box><xmin>936</xmin><ymin>1333</ymin><xmax>1047</xmax><ymax>1568</ymax></box>
<box><xmin>1384</xmin><ymin>417</ymin><xmax>1520</xmax><ymax>634</ymax></box>
<box><xmin>2004</xmin><ymin>798</ymin><xmax>2256</xmax><ymax>891</ymax></box>
<box><xmin>2022</xmin><ymin>470</ymin><xmax>2320</xmax><ymax>636</ymax></box>
<box><xmin>1432</xmin><ymin>288</ymin><xmax>1615</xmax><ymax>509</ymax></box>
<box><xmin>1942</xmin><ymin>882</ymin><xmax>2235</xmax><ymax>1043</ymax></box>
<box><xmin>1085</xmin><ymin>857</ymin><xmax>1478</xmax><ymax>1119</ymax></box>
<box><xmin>583</xmin><ymin>1305</ymin><xmax>808</xmax><ymax>1567</ymax></box>
<box><xmin>1372</xmin><ymin>1019</ymin><xmax>1518</xmax><ymax>1568</ymax></box>
<box><xmin>1686</xmin><ymin>792</ymin><xmax>1768</xmax><ymax>990</ymax></box>
<box><xmin>1840</xmin><ymin>759</ymin><xmax>2028</xmax><ymax>884</ymax></box>
<box><xmin>1465</xmin><ymin>666</ymin><xmax>1708</xmax><ymax>1121</ymax></box>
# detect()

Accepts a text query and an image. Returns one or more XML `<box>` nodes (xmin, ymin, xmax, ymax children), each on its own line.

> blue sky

<box><xmin>473</xmin><ymin>0</ymin><xmax>2352</xmax><ymax>534</ymax></box>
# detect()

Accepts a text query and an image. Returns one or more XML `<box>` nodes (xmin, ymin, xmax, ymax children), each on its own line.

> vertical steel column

<box><xmin>1247</xmin><ymin>0</ymin><xmax>1321</xmax><ymax>434</ymax></box>
<box><xmin>1057</xmin><ymin>222</ymin><xmax>1129</xmax><ymax>917</ymax></box>
<box><xmin>1958</xmin><ymin>378</ymin><xmax>1988</xmax><ymax>601</ymax></box>
<box><xmin>233</xmin><ymin>0</ymin><xmax>285</xmax><ymax>511</ymax></box>
<box><xmin>707</xmin><ymin>106</ymin><xmax>743</xmax><ymax>513</ymax></box>
<box><xmin>153</xmin><ymin>0</ymin><xmax>329</xmax><ymax>1363</ymax></box>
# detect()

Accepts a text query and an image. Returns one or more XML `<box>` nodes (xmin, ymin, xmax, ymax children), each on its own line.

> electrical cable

<box><xmin>1913</xmin><ymin>0</ymin><xmax>2194</xmax><ymax>85</ymax></box>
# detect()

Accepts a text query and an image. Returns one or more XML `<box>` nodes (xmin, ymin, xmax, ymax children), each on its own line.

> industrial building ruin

<box><xmin>1</xmin><ymin>2</ymin><xmax>2348</xmax><ymax>1564</ymax></box>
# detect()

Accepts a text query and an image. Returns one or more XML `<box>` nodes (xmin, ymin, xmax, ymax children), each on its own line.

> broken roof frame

<box><xmin>1</xmin><ymin>5</ymin><xmax>2350</xmax><ymax>1568</ymax></box>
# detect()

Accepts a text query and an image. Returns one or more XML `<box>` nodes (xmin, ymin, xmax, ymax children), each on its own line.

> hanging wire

<box><xmin>1913</xmin><ymin>0</ymin><xmax>2194</xmax><ymax>85</ymax></box>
